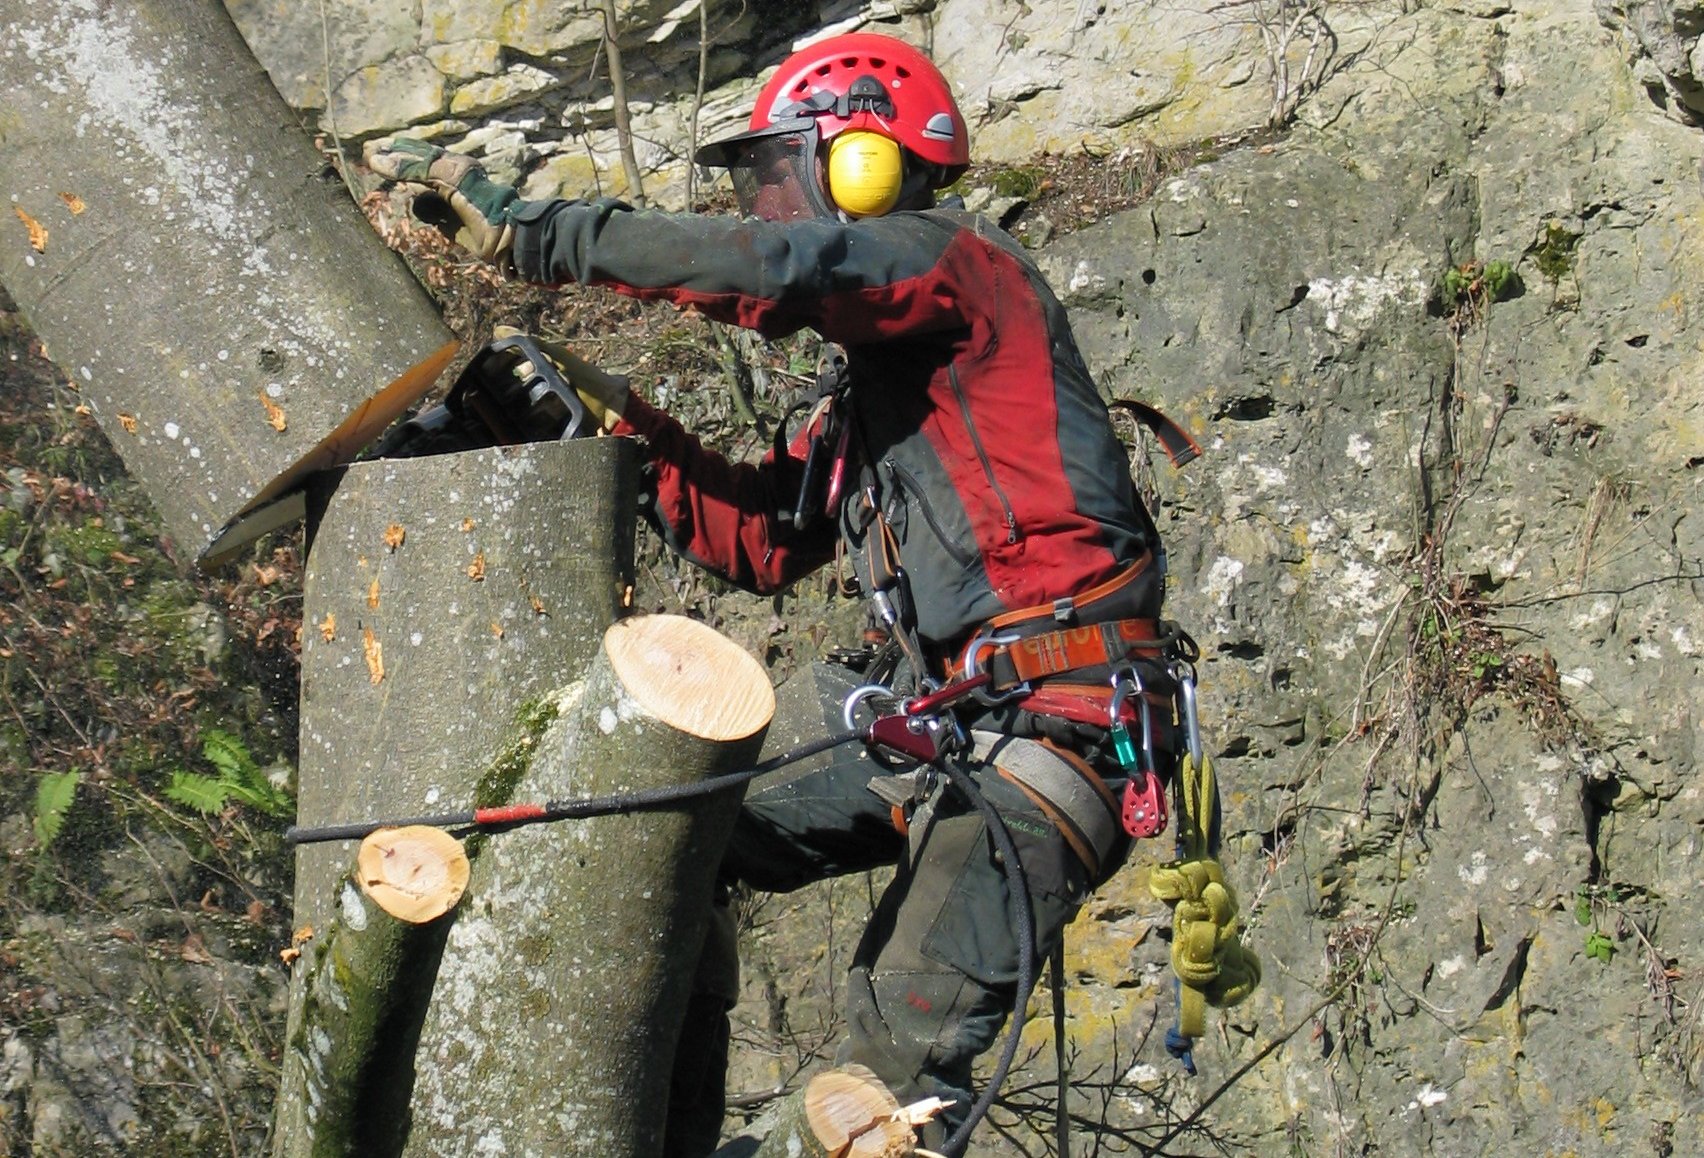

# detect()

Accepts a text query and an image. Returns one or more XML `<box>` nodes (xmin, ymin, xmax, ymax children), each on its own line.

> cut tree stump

<box><xmin>274</xmin><ymin>826</ymin><xmax>470</xmax><ymax>1156</ymax></box>
<box><xmin>400</xmin><ymin>612</ymin><xmax>774</xmax><ymax>1156</ymax></box>
<box><xmin>751</xmin><ymin>1064</ymin><xmax>921</xmax><ymax>1158</ymax></box>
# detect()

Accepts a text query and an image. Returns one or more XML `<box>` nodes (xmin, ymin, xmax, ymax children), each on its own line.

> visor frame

<box><xmin>698</xmin><ymin>117</ymin><xmax>839</xmax><ymax>222</ymax></box>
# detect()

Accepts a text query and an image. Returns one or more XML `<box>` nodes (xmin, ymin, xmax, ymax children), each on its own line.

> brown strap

<box><xmin>984</xmin><ymin>618</ymin><xmax>1164</xmax><ymax>688</ymax></box>
<box><xmin>1110</xmin><ymin>399</ymin><xmax>1202</xmax><ymax>468</ymax></box>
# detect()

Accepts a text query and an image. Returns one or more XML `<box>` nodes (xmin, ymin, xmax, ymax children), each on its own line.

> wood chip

<box><xmin>58</xmin><ymin>192</ymin><xmax>85</xmax><ymax>215</ymax></box>
<box><xmin>117</xmin><ymin>412</ymin><xmax>138</xmax><ymax>434</ymax></box>
<box><xmin>467</xmin><ymin>551</ymin><xmax>485</xmax><ymax>581</ymax></box>
<box><xmin>363</xmin><ymin>626</ymin><xmax>384</xmax><ymax>684</ymax></box>
<box><xmin>318</xmin><ymin>612</ymin><xmax>337</xmax><ymax>642</ymax></box>
<box><xmin>367</xmin><ymin>576</ymin><xmax>381</xmax><ymax>609</ymax></box>
<box><xmin>383</xmin><ymin>523</ymin><xmax>406</xmax><ymax>550</ymax></box>
<box><xmin>258</xmin><ymin>391</ymin><xmax>287</xmax><ymax>432</ymax></box>
<box><xmin>461</xmin><ymin>517</ymin><xmax>475</xmax><ymax>532</ymax></box>
<box><xmin>13</xmin><ymin>207</ymin><xmax>46</xmax><ymax>252</ymax></box>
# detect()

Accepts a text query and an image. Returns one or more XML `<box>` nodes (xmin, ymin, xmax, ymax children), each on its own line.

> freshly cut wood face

<box><xmin>603</xmin><ymin>614</ymin><xmax>775</xmax><ymax>742</ymax></box>
<box><xmin>806</xmin><ymin>1065</ymin><xmax>914</xmax><ymax>1157</ymax></box>
<box><xmin>356</xmin><ymin>825</ymin><xmax>471</xmax><ymax>923</ymax></box>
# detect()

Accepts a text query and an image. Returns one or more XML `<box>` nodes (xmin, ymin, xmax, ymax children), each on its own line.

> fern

<box><xmin>33</xmin><ymin>770</ymin><xmax>81</xmax><ymax>848</ymax></box>
<box><xmin>163</xmin><ymin>731</ymin><xmax>293</xmax><ymax>819</ymax></box>
<box><xmin>165</xmin><ymin>771</ymin><xmax>233</xmax><ymax>815</ymax></box>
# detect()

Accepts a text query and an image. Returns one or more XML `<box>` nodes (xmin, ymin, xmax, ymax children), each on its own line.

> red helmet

<box><xmin>695</xmin><ymin>32</ymin><xmax>970</xmax><ymax>221</ymax></box>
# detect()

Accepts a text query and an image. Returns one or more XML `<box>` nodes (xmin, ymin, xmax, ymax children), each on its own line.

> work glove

<box><xmin>364</xmin><ymin>137</ymin><xmax>521</xmax><ymax>268</ymax></box>
<box><xmin>492</xmin><ymin>326</ymin><xmax>629</xmax><ymax>433</ymax></box>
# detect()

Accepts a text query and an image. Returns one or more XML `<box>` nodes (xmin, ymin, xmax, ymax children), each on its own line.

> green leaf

<box><xmin>201</xmin><ymin>729</ymin><xmax>256</xmax><ymax>781</ymax></box>
<box><xmin>33</xmin><ymin>770</ymin><xmax>81</xmax><ymax>848</ymax></box>
<box><xmin>165</xmin><ymin>771</ymin><xmax>231</xmax><ymax>815</ymax></box>
<box><xmin>1573</xmin><ymin>893</ymin><xmax>1592</xmax><ymax>926</ymax></box>
<box><xmin>1585</xmin><ymin>931</ymin><xmax>1616</xmax><ymax>963</ymax></box>
<box><xmin>224</xmin><ymin>777</ymin><xmax>293</xmax><ymax>820</ymax></box>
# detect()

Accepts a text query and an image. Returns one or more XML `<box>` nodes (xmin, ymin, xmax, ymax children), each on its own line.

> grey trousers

<box><xmin>664</xmin><ymin>662</ymin><xmax>1133</xmax><ymax>1155</ymax></box>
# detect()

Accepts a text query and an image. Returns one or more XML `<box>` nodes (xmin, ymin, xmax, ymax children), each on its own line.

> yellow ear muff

<box><xmin>826</xmin><ymin>131</ymin><xmax>905</xmax><ymax>218</ymax></box>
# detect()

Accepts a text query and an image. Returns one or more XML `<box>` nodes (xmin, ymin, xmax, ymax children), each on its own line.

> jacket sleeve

<box><xmin>611</xmin><ymin>393</ymin><xmax>840</xmax><ymax>595</ymax></box>
<box><xmin>510</xmin><ymin>198</ymin><xmax>972</xmax><ymax>344</ymax></box>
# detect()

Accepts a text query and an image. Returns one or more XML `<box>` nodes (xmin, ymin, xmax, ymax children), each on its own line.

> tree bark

<box><xmin>0</xmin><ymin>0</ymin><xmax>453</xmax><ymax>560</ymax></box>
<box><xmin>400</xmin><ymin>610</ymin><xmax>774</xmax><ymax>1155</ymax></box>
<box><xmin>274</xmin><ymin>827</ymin><xmax>470</xmax><ymax>1157</ymax></box>
<box><xmin>284</xmin><ymin>437</ymin><xmax>638</xmax><ymax>1156</ymax></box>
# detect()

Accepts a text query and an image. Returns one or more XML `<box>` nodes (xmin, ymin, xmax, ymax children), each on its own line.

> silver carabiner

<box><xmin>961</xmin><ymin>627</ymin><xmax>1030</xmax><ymax>705</ymax></box>
<box><xmin>842</xmin><ymin>683</ymin><xmax>893</xmax><ymax>732</ymax></box>
<box><xmin>1173</xmin><ymin>662</ymin><xmax>1204</xmax><ymax>767</ymax></box>
<box><xmin>1109</xmin><ymin>667</ymin><xmax>1155</xmax><ymax>773</ymax></box>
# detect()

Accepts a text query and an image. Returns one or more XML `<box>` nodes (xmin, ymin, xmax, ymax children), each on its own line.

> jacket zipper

<box><xmin>947</xmin><ymin>365</ymin><xmax>1021</xmax><ymax>545</ymax></box>
<box><xmin>885</xmin><ymin>458</ymin><xmax>979</xmax><ymax>569</ymax></box>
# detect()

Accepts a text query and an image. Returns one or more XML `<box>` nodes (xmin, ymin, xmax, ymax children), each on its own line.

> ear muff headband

<box><xmin>826</xmin><ymin>131</ymin><xmax>905</xmax><ymax>218</ymax></box>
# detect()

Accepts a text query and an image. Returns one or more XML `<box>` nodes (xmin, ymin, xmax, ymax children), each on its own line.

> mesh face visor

<box><xmin>724</xmin><ymin>128</ymin><xmax>833</xmax><ymax>222</ymax></box>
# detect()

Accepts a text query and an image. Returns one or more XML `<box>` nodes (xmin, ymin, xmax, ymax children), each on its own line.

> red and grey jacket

<box><xmin>511</xmin><ymin>197</ymin><xmax>1162</xmax><ymax>657</ymax></box>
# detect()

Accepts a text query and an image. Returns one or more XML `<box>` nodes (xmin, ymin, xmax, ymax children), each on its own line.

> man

<box><xmin>368</xmin><ymin>31</ymin><xmax>1183</xmax><ymax>1154</ymax></box>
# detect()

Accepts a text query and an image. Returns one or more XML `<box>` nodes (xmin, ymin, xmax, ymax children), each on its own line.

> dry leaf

<box><xmin>258</xmin><ymin>391</ymin><xmax>287</xmax><ymax>432</ymax></box>
<box><xmin>467</xmin><ymin>551</ymin><xmax>486</xmax><ymax>581</ymax></box>
<box><xmin>180</xmin><ymin>933</ymin><xmax>214</xmax><ymax>965</ymax></box>
<box><xmin>117</xmin><ymin>412</ymin><xmax>138</xmax><ymax>434</ymax></box>
<box><xmin>363</xmin><ymin>626</ymin><xmax>384</xmax><ymax>684</ymax></box>
<box><xmin>13</xmin><ymin>207</ymin><xmax>46</xmax><ymax>252</ymax></box>
<box><xmin>58</xmin><ymin>191</ymin><xmax>85</xmax><ymax>215</ymax></box>
<box><xmin>529</xmin><ymin>593</ymin><xmax>547</xmax><ymax>616</ymax></box>
<box><xmin>461</xmin><ymin>517</ymin><xmax>475</xmax><ymax>532</ymax></box>
<box><xmin>73</xmin><ymin>403</ymin><xmax>92</xmax><ymax>418</ymax></box>
<box><xmin>318</xmin><ymin>612</ymin><xmax>337</xmax><ymax>642</ymax></box>
<box><xmin>367</xmin><ymin>576</ymin><xmax>381</xmax><ymax>609</ymax></box>
<box><xmin>293</xmin><ymin>924</ymin><xmax>314</xmax><ymax>946</ymax></box>
<box><xmin>280</xmin><ymin>945</ymin><xmax>302</xmax><ymax>966</ymax></box>
<box><xmin>246</xmin><ymin>900</ymin><xmax>268</xmax><ymax>925</ymax></box>
<box><xmin>383</xmin><ymin>523</ymin><xmax>406</xmax><ymax>550</ymax></box>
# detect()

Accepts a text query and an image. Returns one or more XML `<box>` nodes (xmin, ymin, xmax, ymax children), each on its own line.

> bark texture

<box><xmin>274</xmin><ymin>827</ymin><xmax>469</xmax><ymax>1157</ymax></box>
<box><xmin>0</xmin><ymin>0</ymin><xmax>452</xmax><ymax>559</ymax></box>
<box><xmin>402</xmin><ymin>611</ymin><xmax>774</xmax><ymax>1155</ymax></box>
<box><xmin>285</xmin><ymin>438</ymin><xmax>638</xmax><ymax>1155</ymax></box>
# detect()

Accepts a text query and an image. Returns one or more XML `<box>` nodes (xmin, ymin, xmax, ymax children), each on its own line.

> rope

<box><xmin>1147</xmin><ymin>750</ymin><xmax>1261</xmax><ymax>1042</ymax></box>
<box><xmin>937</xmin><ymin>759</ymin><xmax>1036</xmax><ymax>1158</ymax></box>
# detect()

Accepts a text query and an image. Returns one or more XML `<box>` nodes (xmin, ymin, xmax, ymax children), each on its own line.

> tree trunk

<box><xmin>274</xmin><ymin>827</ymin><xmax>470</xmax><ymax>1156</ymax></box>
<box><xmin>399</xmin><ymin>610</ymin><xmax>773</xmax><ymax>1155</ymax></box>
<box><xmin>283</xmin><ymin>438</ymin><xmax>637</xmax><ymax>1156</ymax></box>
<box><xmin>751</xmin><ymin>1066</ymin><xmax>919</xmax><ymax>1158</ymax></box>
<box><xmin>0</xmin><ymin>0</ymin><xmax>454</xmax><ymax>561</ymax></box>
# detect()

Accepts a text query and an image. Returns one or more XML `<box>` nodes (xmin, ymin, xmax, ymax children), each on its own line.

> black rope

<box><xmin>283</xmin><ymin>728</ymin><xmax>863</xmax><ymax>845</ymax></box>
<box><xmin>937</xmin><ymin>759</ymin><xmax>1037</xmax><ymax>1158</ymax></box>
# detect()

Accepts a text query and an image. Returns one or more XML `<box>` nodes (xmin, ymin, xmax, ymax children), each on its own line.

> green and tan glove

<box><xmin>364</xmin><ymin>137</ymin><xmax>521</xmax><ymax>267</ymax></box>
<box><xmin>492</xmin><ymin>326</ymin><xmax>630</xmax><ymax>433</ymax></box>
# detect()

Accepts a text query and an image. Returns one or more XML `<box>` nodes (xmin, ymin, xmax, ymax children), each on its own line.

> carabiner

<box><xmin>1173</xmin><ymin>662</ymin><xmax>1205</xmax><ymax>767</ymax></box>
<box><xmin>1108</xmin><ymin>668</ymin><xmax>1155</xmax><ymax>773</ymax></box>
<box><xmin>961</xmin><ymin>627</ymin><xmax>1031</xmax><ymax>706</ymax></box>
<box><xmin>842</xmin><ymin>683</ymin><xmax>893</xmax><ymax>732</ymax></box>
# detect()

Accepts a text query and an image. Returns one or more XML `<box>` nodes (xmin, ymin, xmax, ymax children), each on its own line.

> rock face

<box><xmin>1037</xmin><ymin>2</ymin><xmax>1704</xmax><ymax>1152</ymax></box>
